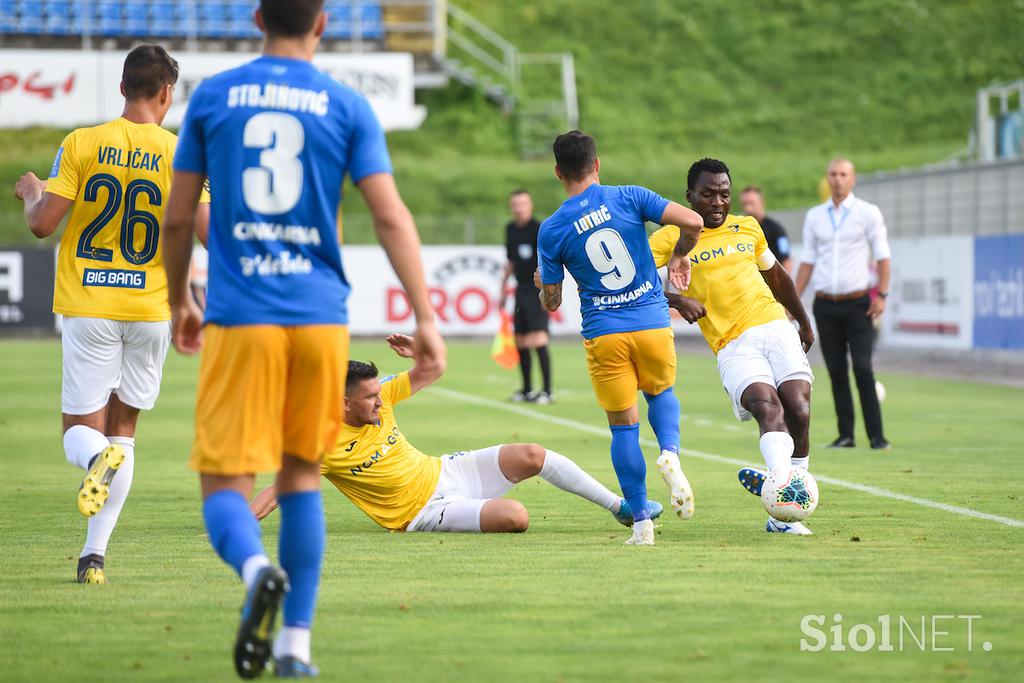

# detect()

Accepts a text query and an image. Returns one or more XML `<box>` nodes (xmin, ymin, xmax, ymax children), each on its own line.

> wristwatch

<box><xmin>878</xmin><ymin>291</ymin><xmax>888</xmax><ymax>299</ymax></box>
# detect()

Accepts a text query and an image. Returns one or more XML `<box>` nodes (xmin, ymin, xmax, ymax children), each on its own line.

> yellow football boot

<box><xmin>77</xmin><ymin>445</ymin><xmax>125</xmax><ymax>517</ymax></box>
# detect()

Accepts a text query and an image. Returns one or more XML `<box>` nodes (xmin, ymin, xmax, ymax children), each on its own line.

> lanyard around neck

<box><xmin>828</xmin><ymin>203</ymin><xmax>851</xmax><ymax>232</ymax></box>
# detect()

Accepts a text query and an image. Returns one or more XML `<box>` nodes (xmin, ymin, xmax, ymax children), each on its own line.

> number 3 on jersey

<box><xmin>585</xmin><ymin>228</ymin><xmax>636</xmax><ymax>290</ymax></box>
<box><xmin>242</xmin><ymin>112</ymin><xmax>304</xmax><ymax>214</ymax></box>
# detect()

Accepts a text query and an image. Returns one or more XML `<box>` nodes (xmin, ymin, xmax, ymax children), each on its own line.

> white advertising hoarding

<box><xmin>0</xmin><ymin>49</ymin><xmax>425</xmax><ymax>131</ymax></box>
<box><xmin>880</xmin><ymin>236</ymin><xmax>974</xmax><ymax>349</ymax></box>
<box><xmin>343</xmin><ymin>245</ymin><xmax>584</xmax><ymax>336</ymax></box>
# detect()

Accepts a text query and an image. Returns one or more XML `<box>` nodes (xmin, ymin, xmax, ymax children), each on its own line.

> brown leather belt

<box><xmin>815</xmin><ymin>289</ymin><xmax>870</xmax><ymax>302</ymax></box>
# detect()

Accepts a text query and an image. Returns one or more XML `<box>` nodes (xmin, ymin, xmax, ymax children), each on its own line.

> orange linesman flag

<box><xmin>491</xmin><ymin>310</ymin><xmax>519</xmax><ymax>369</ymax></box>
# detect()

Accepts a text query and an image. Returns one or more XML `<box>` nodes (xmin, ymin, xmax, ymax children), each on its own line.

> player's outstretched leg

<box><xmin>644</xmin><ymin>388</ymin><xmax>695</xmax><ymax>520</ymax></box>
<box><xmin>609</xmin><ymin>424</ymin><xmax>654</xmax><ymax>545</ymax></box>
<box><xmin>203</xmin><ymin>483</ymin><xmax>279</xmax><ymax>678</ymax></box>
<box><xmin>496</xmin><ymin>444</ymin><xmax>662</xmax><ymax>526</ymax></box>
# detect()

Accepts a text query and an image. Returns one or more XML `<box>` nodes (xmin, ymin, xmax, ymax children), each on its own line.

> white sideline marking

<box><xmin>430</xmin><ymin>386</ymin><xmax>1024</xmax><ymax>529</ymax></box>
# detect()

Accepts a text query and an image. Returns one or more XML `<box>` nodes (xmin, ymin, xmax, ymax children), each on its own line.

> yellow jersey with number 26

<box><xmin>46</xmin><ymin>117</ymin><xmax>206</xmax><ymax>321</ymax></box>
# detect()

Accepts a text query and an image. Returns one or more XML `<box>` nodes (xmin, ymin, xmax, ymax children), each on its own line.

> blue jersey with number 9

<box><xmin>174</xmin><ymin>55</ymin><xmax>391</xmax><ymax>326</ymax></box>
<box><xmin>538</xmin><ymin>183</ymin><xmax>671</xmax><ymax>339</ymax></box>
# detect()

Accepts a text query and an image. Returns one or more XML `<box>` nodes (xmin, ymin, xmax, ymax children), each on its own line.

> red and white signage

<box><xmin>0</xmin><ymin>49</ymin><xmax>425</xmax><ymax>131</ymax></box>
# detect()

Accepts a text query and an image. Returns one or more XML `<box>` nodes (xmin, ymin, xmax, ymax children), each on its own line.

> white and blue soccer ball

<box><xmin>761</xmin><ymin>466</ymin><xmax>819</xmax><ymax>523</ymax></box>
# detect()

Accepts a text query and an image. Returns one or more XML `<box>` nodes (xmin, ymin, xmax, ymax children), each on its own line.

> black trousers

<box><xmin>812</xmin><ymin>295</ymin><xmax>885</xmax><ymax>441</ymax></box>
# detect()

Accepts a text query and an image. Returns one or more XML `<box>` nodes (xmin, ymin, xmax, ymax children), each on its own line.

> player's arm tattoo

<box><xmin>539</xmin><ymin>282</ymin><xmax>563</xmax><ymax>312</ymax></box>
<box><xmin>672</xmin><ymin>230</ymin><xmax>700</xmax><ymax>259</ymax></box>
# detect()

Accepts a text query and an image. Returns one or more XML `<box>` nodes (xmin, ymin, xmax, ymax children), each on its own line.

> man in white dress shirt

<box><xmin>795</xmin><ymin>158</ymin><xmax>892</xmax><ymax>450</ymax></box>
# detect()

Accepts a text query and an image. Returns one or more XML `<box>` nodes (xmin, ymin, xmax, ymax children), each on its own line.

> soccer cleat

<box><xmin>870</xmin><ymin>436</ymin><xmax>892</xmax><ymax>451</ymax></box>
<box><xmin>738</xmin><ymin>467</ymin><xmax>767</xmax><ymax>497</ymax></box>
<box><xmin>624</xmin><ymin>518</ymin><xmax>655</xmax><ymax>545</ymax></box>
<box><xmin>656</xmin><ymin>451</ymin><xmax>694</xmax><ymax>519</ymax></box>
<box><xmin>235</xmin><ymin>566</ymin><xmax>290</xmax><ymax>679</ymax></box>
<box><xmin>765</xmin><ymin>518</ymin><xmax>814</xmax><ymax>535</ymax></box>
<box><xmin>613</xmin><ymin>499</ymin><xmax>664</xmax><ymax>527</ymax></box>
<box><xmin>77</xmin><ymin>445</ymin><xmax>126</xmax><ymax>517</ymax></box>
<box><xmin>77</xmin><ymin>553</ymin><xmax>106</xmax><ymax>584</ymax></box>
<box><xmin>530</xmin><ymin>391</ymin><xmax>553</xmax><ymax>405</ymax></box>
<box><xmin>509</xmin><ymin>390</ymin><xmax>532</xmax><ymax>403</ymax></box>
<box><xmin>273</xmin><ymin>656</ymin><xmax>320</xmax><ymax>678</ymax></box>
<box><xmin>827</xmin><ymin>436</ymin><xmax>855</xmax><ymax>448</ymax></box>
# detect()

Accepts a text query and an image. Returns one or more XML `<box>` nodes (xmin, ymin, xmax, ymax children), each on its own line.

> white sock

<box><xmin>759</xmin><ymin>432</ymin><xmax>794</xmax><ymax>471</ymax></box>
<box><xmin>273</xmin><ymin>626</ymin><xmax>311</xmax><ymax>663</ymax></box>
<box><xmin>539</xmin><ymin>449</ymin><xmax>620</xmax><ymax>511</ymax></box>
<box><xmin>63</xmin><ymin>424</ymin><xmax>110</xmax><ymax>470</ymax></box>
<box><xmin>791</xmin><ymin>456</ymin><xmax>809</xmax><ymax>471</ymax></box>
<box><xmin>241</xmin><ymin>554</ymin><xmax>271</xmax><ymax>589</ymax></box>
<box><xmin>81</xmin><ymin>436</ymin><xmax>135</xmax><ymax>558</ymax></box>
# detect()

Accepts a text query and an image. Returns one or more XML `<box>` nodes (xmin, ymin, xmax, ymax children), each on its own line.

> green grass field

<box><xmin>2</xmin><ymin>338</ymin><xmax>1022</xmax><ymax>682</ymax></box>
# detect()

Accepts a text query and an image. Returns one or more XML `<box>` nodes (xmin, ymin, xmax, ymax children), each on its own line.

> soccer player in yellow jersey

<box><xmin>13</xmin><ymin>45</ymin><xmax>209</xmax><ymax>583</ymax></box>
<box><xmin>250</xmin><ymin>334</ymin><xmax>662</xmax><ymax>532</ymax></box>
<box><xmin>648</xmin><ymin>158</ymin><xmax>817</xmax><ymax>535</ymax></box>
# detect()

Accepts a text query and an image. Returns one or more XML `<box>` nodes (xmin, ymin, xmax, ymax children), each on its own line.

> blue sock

<box><xmin>278</xmin><ymin>490</ymin><xmax>325</xmax><ymax>629</ymax></box>
<box><xmin>203</xmin><ymin>489</ymin><xmax>265</xmax><ymax>577</ymax></box>
<box><xmin>644</xmin><ymin>388</ymin><xmax>680</xmax><ymax>454</ymax></box>
<box><xmin>609</xmin><ymin>424</ymin><xmax>649</xmax><ymax>522</ymax></box>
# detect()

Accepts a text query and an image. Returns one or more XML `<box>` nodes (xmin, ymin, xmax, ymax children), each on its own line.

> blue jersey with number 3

<box><xmin>538</xmin><ymin>183</ymin><xmax>671</xmax><ymax>338</ymax></box>
<box><xmin>174</xmin><ymin>55</ymin><xmax>391</xmax><ymax>326</ymax></box>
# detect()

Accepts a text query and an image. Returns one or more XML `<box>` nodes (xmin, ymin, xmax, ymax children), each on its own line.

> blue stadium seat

<box><xmin>199</xmin><ymin>1</ymin><xmax>228</xmax><ymax>38</ymax></box>
<box><xmin>123</xmin><ymin>1</ymin><xmax>148</xmax><ymax>37</ymax></box>
<box><xmin>95</xmin><ymin>0</ymin><xmax>123</xmax><ymax>36</ymax></box>
<box><xmin>18</xmin><ymin>0</ymin><xmax>45</xmax><ymax>34</ymax></box>
<box><xmin>324</xmin><ymin>3</ymin><xmax>352</xmax><ymax>39</ymax></box>
<box><xmin>45</xmin><ymin>3</ymin><xmax>75</xmax><ymax>36</ymax></box>
<box><xmin>0</xmin><ymin>0</ymin><xmax>15</xmax><ymax>34</ymax></box>
<box><xmin>150</xmin><ymin>2</ymin><xmax>177</xmax><ymax>37</ymax></box>
<box><xmin>355</xmin><ymin>2</ymin><xmax>383</xmax><ymax>40</ymax></box>
<box><xmin>226</xmin><ymin>2</ymin><xmax>259</xmax><ymax>39</ymax></box>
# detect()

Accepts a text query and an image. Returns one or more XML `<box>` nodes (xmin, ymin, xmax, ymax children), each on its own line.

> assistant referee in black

<box><xmin>796</xmin><ymin>158</ymin><xmax>892</xmax><ymax>450</ymax></box>
<box><xmin>498</xmin><ymin>189</ymin><xmax>552</xmax><ymax>404</ymax></box>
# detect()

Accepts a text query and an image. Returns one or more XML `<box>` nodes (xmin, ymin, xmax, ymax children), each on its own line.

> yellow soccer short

<box><xmin>190</xmin><ymin>324</ymin><xmax>349</xmax><ymax>476</ymax></box>
<box><xmin>584</xmin><ymin>327</ymin><xmax>677</xmax><ymax>412</ymax></box>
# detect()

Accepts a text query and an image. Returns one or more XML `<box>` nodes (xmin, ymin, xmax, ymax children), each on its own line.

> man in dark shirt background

<box><xmin>741</xmin><ymin>185</ymin><xmax>792</xmax><ymax>272</ymax></box>
<box><xmin>498</xmin><ymin>189</ymin><xmax>553</xmax><ymax>404</ymax></box>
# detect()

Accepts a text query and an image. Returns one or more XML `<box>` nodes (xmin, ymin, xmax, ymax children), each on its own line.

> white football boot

<box><xmin>765</xmin><ymin>518</ymin><xmax>814</xmax><ymax>535</ymax></box>
<box><xmin>656</xmin><ymin>450</ymin><xmax>694</xmax><ymax>519</ymax></box>
<box><xmin>625</xmin><ymin>518</ymin><xmax>655</xmax><ymax>545</ymax></box>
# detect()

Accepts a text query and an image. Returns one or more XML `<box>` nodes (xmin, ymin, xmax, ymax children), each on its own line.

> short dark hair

<box><xmin>509</xmin><ymin>188</ymin><xmax>530</xmax><ymax>198</ymax></box>
<box><xmin>552</xmin><ymin>130</ymin><xmax>597</xmax><ymax>182</ymax></box>
<box><xmin>741</xmin><ymin>185</ymin><xmax>763</xmax><ymax>197</ymax></box>
<box><xmin>122</xmin><ymin>44</ymin><xmax>178</xmax><ymax>101</ymax></box>
<box><xmin>260</xmin><ymin>0</ymin><xmax>324</xmax><ymax>37</ymax></box>
<box><xmin>346</xmin><ymin>361</ymin><xmax>379</xmax><ymax>392</ymax></box>
<box><xmin>687</xmin><ymin>158</ymin><xmax>731</xmax><ymax>190</ymax></box>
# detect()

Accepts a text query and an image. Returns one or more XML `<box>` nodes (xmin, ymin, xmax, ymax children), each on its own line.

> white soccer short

<box><xmin>717</xmin><ymin>319</ymin><xmax>814</xmax><ymax>421</ymax></box>
<box><xmin>406</xmin><ymin>445</ymin><xmax>514</xmax><ymax>533</ymax></box>
<box><xmin>61</xmin><ymin>316</ymin><xmax>171</xmax><ymax>415</ymax></box>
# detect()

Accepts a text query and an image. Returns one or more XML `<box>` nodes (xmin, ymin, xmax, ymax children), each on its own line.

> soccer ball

<box><xmin>761</xmin><ymin>466</ymin><xmax>819</xmax><ymax>523</ymax></box>
<box><xmin>875</xmin><ymin>380</ymin><xmax>886</xmax><ymax>403</ymax></box>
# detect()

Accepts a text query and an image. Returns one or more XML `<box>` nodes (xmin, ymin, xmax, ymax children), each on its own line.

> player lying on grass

<box><xmin>250</xmin><ymin>334</ymin><xmax>662</xmax><ymax>532</ymax></box>
<box><xmin>649</xmin><ymin>158</ymin><xmax>817</xmax><ymax>535</ymax></box>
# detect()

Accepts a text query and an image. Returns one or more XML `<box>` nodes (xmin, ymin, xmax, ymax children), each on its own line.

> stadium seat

<box><xmin>18</xmin><ymin>0</ymin><xmax>45</xmax><ymax>34</ymax></box>
<box><xmin>226</xmin><ymin>2</ymin><xmax>259</xmax><ymax>39</ymax></box>
<box><xmin>199</xmin><ymin>1</ymin><xmax>228</xmax><ymax>38</ymax></box>
<box><xmin>0</xmin><ymin>0</ymin><xmax>18</xmax><ymax>34</ymax></box>
<box><xmin>324</xmin><ymin>3</ymin><xmax>352</xmax><ymax>39</ymax></box>
<box><xmin>95</xmin><ymin>0</ymin><xmax>123</xmax><ymax>37</ymax></box>
<box><xmin>354</xmin><ymin>2</ymin><xmax>383</xmax><ymax>40</ymax></box>
<box><xmin>150</xmin><ymin>2</ymin><xmax>177</xmax><ymax>37</ymax></box>
<box><xmin>123</xmin><ymin>1</ymin><xmax>148</xmax><ymax>37</ymax></box>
